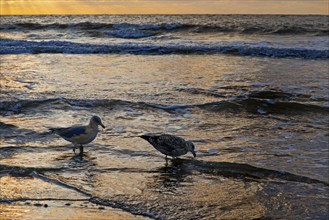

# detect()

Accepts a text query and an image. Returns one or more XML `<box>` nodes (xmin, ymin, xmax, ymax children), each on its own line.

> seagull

<box><xmin>49</xmin><ymin>116</ymin><xmax>105</xmax><ymax>155</ymax></box>
<box><xmin>140</xmin><ymin>134</ymin><xmax>196</xmax><ymax>160</ymax></box>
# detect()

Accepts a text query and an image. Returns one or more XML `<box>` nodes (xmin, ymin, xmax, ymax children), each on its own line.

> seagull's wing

<box><xmin>51</xmin><ymin>126</ymin><xmax>87</xmax><ymax>139</ymax></box>
<box><xmin>154</xmin><ymin>134</ymin><xmax>187</xmax><ymax>152</ymax></box>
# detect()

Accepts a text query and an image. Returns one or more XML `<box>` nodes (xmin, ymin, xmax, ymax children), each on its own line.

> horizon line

<box><xmin>1</xmin><ymin>13</ymin><xmax>328</xmax><ymax>16</ymax></box>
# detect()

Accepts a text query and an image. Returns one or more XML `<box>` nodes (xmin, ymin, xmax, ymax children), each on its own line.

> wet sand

<box><xmin>0</xmin><ymin>171</ymin><xmax>150</xmax><ymax>219</ymax></box>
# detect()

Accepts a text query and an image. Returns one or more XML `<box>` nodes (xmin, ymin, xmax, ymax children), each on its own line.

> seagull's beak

<box><xmin>100</xmin><ymin>123</ymin><xmax>105</xmax><ymax>129</ymax></box>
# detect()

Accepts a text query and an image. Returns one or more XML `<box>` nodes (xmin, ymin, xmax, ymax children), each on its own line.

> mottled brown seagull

<box><xmin>140</xmin><ymin>134</ymin><xmax>196</xmax><ymax>160</ymax></box>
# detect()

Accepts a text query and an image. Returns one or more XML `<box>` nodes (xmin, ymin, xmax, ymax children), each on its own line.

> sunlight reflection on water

<box><xmin>1</xmin><ymin>54</ymin><xmax>328</xmax><ymax>219</ymax></box>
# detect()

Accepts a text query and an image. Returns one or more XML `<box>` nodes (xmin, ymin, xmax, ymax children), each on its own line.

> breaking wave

<box><xmin>1</xmin><ymin>39</ymin><xmax>328</xmax><ymax>58</ymax></box>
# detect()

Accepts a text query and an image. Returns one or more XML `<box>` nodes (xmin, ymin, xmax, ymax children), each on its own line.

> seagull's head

<box><xmin>91</xmin><ymin>115</ymin><xmax>105</xmax><ymax>128</ymax></box>
<box><xmin>187</xmin><ymin>141</ymin><xmax>196</xmax><ymax>157</ymax></box>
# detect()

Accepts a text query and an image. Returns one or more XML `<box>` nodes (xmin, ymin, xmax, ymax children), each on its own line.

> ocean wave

<box><xmin>1</xmin><ymin>39</ymin><xmax>328</xmax><ymax>58</ymax></box>
<box><xmin>196</xmin><ymin>100</ymin><xmax>329</xmax><ymax>115</ymax></box>
<box><xmin>0</xmin><ymin>22</ymin><xmax>183</xmax><ymax>40</ymax></box>
<box><xmin>0</xmin><ymin>98</ymin><xmax>130</xmax><ymax>114</ymax></box>
<box><xmin>270</xmin><ymin>27</ymin><xmax>328</xmax><ymax>35</ymax></box>
<box><xmin>1</xmin><ymin>20</ymin><xmax>328</xmax><ymax>36</ymax></box>
<box><xmin>194</xmin><ymin>25</ymin><xmax>329</xmax><ymax>36</ymax></box>
<box><xmin>1</xmin><ymin>96</ymin><xmax>328</xmax><ymax>116</ymax></box>
<box><xmin>107</xmin><ymin>30</ymin><xmax>156</xmax><ymax>39</ymax></box>
<box><xmin>0</xmin><ymin>22</ymin><xmax>182</xmax><ymax>31</ymax></box>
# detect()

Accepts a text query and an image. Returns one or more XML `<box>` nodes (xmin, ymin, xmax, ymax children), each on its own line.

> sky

<box><xmin>0</xmin><ymin>0</ymin><xmax>328</xmax><ymax>15</ymax></box>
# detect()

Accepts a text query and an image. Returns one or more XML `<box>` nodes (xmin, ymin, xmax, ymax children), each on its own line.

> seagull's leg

<box><xmin>79</xmin><ymin>145</ymin><xmax>84</xmax><ymax>156</ymax></box>
<box><xmin>73</xmin><ymin>145</ymin><xmax>76</xmax><ymax>154</ymax></box>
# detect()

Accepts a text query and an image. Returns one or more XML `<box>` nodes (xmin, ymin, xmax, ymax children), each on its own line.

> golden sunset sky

<box><xmin>0</xmin><ymin>0</ymin><xmax>328</xmax><ymax>15</ymax></box>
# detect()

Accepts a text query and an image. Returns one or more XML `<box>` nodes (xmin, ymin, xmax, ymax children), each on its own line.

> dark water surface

<box><xmin>1</xmin><ymin>15</ymin><xmax>329</xmax><ymax>219</ymax></box>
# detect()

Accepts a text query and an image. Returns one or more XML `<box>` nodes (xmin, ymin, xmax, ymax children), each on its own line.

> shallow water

<box><xmin>1</xmin><ymin>53</ymin><xmax>328</xmax><ymax>219</ymax></box>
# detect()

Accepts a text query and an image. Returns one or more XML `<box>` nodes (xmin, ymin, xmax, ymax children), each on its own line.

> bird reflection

<box><xmin>150</xmin><ymin>159</ymin><xmax>194</xmax><ymax>193</ymax></box>
<box><xmin>55</xmin><ymin>151</ymin><xmax>97</xmax><ymax>169</ymax></box>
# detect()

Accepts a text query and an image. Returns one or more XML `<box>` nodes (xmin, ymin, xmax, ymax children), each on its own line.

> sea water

<box><xmin>0</xmin><ymin>15</ymin><xmax>328</xmax><ymax>219</ymax></box>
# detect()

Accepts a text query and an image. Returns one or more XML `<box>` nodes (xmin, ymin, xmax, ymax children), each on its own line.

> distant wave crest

<box><xmin>1</xmin><ymin>21</ymin><xmax>328</xmax><ymax>36</ymax></box>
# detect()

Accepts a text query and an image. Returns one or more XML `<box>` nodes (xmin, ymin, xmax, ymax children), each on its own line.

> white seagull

<box><xmin>140</xmin><ymin>134</ymin><xmax>196</xmax><ymax>160</ymax></box>
<box><xmin>50</xmin><ymin>116</ymin><xmax>105</xmax><ymax>155</ymax></box>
